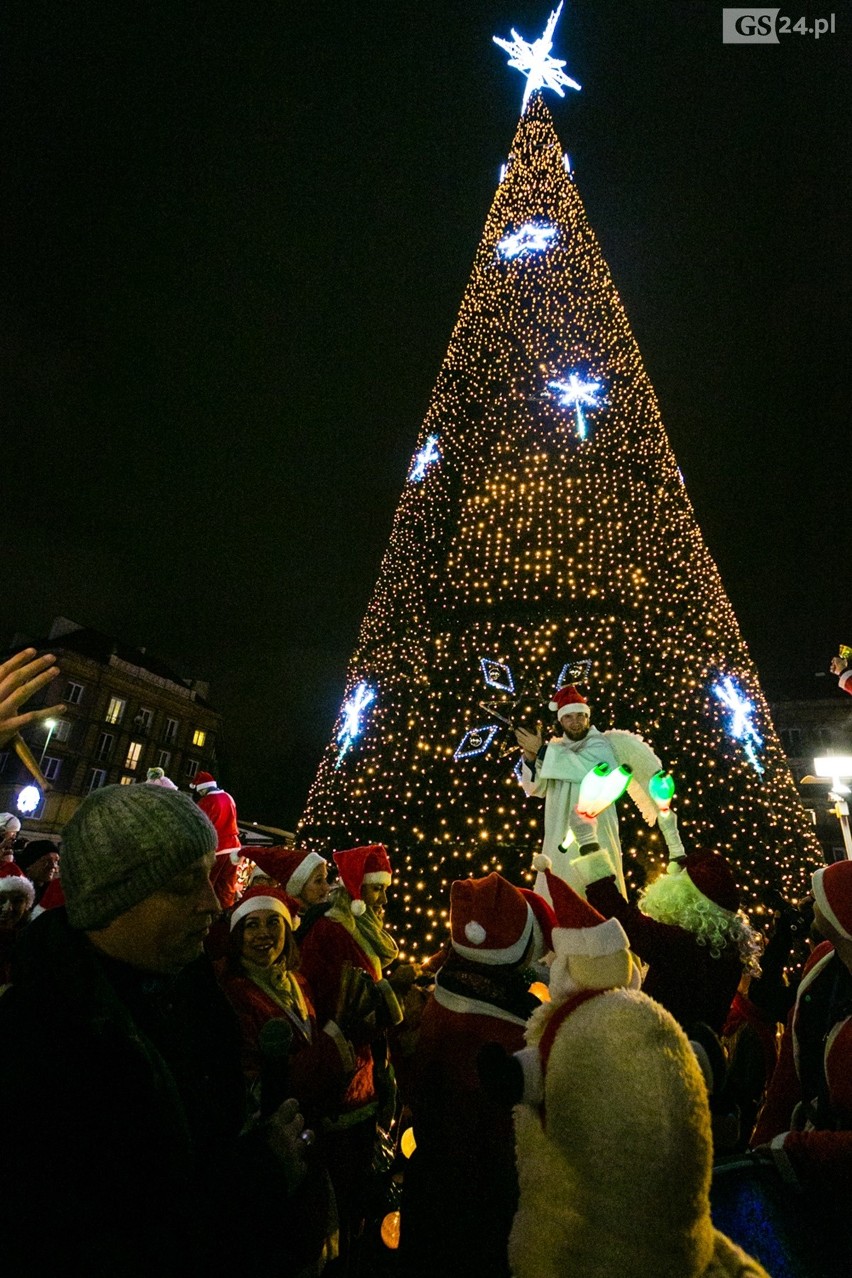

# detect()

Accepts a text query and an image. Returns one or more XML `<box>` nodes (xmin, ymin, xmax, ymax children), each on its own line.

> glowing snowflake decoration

<box><xmin>409</xmin><ymin>434</ymin><xmax>440</xmax><ymax>483</ymax></box>
<box><xmin>713</xmin><ymin>675</ymin><xmax>765</xmax><ymax>776</ymax></box>
<box><xmin>493</xmin><ymin>3</ymin><xmax>581</xmax><ymax>112</ymax></box>
<box><xmin>454</xmin><ymin>725</ymin><xmax>500</xmax><ymax>761</ymax></box>
<box><xmin>496</xmin><ymin>222</ymin><xmax>558</xmax><ymax>260</ymax></box>
<box><xmin>335</xmin><ymin>681</ymin><xmax>376</xmax><ymax>767</ymax></box>
<box><xmin>548</xmin><ymin>373</ymin><xmax>607</xmax><ymax>439</ymax></box>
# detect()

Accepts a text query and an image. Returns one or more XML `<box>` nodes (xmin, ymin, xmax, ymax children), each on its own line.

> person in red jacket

<box><xmin>400</xmin><ymin>872</ymin><xmax>555</xmax><ymax>1278</ymax></box>
<box><xmin>298</xmin><ymin>843</ymin><xmax>407</xmax><ymax>1276</ymax></box>
<box><xmin>189</xmin><ymin>771</ymin><xmax>242</xmax><ymax>909</ymax></box>
<box><xmin>830</xmin><ymin>652</ymin><xmax>852</xmax><ymax>695</ymax></box>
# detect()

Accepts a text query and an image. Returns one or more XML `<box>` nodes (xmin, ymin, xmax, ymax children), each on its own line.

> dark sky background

<box><xmin>1</xmin><ymin>2</ymin><xmax>849</xmax><ymax>826</ymax></box>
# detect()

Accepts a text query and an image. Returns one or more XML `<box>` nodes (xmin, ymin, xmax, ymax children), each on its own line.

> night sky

<box><xmin>2</xmin><ymin>2</ymin><xmax>849</xmax><ymax>827</ymax></box>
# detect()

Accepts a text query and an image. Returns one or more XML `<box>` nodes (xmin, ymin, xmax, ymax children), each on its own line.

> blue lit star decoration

<box><xmin>556</xmin><ymin>658</ymin><xmax>592</xmax><ymax>688</ymax></box>
<box><xmin>480</xmin><ymin>658</ymin><xmax>515</xmax><ymax>694</ymax></box>
<box><xmin>713</xmin><ymin>675</ymin><xmax>765</xmax><ymax>776</ymax></box>
<box><xmin>493</xmin><ymin>2</ymin><xmax>581</xmax><ymax>112</ymax></box>
<box><xmin>496</xmin><ymin>222</ymin><xmax>558</xmax><ymax>260</ymax></box>
<box><xmin>455</xmin><ymin>725</ymin><xmax>501</xmax><ymax>761</ymax></box>
<box><xmin>335</xmin><ymin>681</ymin><xmax>376</xmax><ymax>767</ymax></box>
<box><xmin>548</xmin><ymin>373</ymin><xmax>607</xmax><ymax>440</ymax></box>
<box><xmin>456</xmin><ymin>656</ymin><xmax>587</xmax><ymax>763</ymax></box>
<box><xmin>409</xmin><ymin>434</ymin><xmax>440</xmax><ymax>483</ymax></box>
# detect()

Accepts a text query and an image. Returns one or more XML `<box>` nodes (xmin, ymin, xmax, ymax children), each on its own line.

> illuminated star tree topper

<box><xmin>493</xmin><ymin>2</ymin><xmax>581</xmax><ymax>112</ymax></box>
<box><xmin>496</xmin><ymin>222</ymin><xmax>558</xmax><ymax>259</ymax></box>
<box><xmin>548</xmin><ymin>372</ymin><xmax>606</xmax><ymax>439</ymax></box>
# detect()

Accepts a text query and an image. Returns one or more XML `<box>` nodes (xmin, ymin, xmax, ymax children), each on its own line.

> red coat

<box><xmin>217</xmin><ymin>966</ymin><xmax>351</xmax><ymax>1122</ymax></box>
<box><xmin>751</xmin><ymin>943</ymin><xmax>852</xmax><ymax>1188</ymax></box>
<box><xmin>197</xmin><ymin>788</ymin><xmax>241</xmax><ymax>909</ymax></box>
<box><xmin>400</xmin><ymin>983</ymin><xmax>529</xmax><ymax>1278</ymax></box>
<box><xmin>586</xmin><ymin>873</ymin><xmax>742</xmax><ymax>1034</ymax></box>
<box><xmin>298</xmin><ymin>914</ymin><xmax>387</xmax><ymax>1118</ymax></box>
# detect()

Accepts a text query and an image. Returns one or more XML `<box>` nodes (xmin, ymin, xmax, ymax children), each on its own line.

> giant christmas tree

<box><xmin>298</xmin><ymin>12</ymin><xmax>821</xmax><ymax>959</ymax></box>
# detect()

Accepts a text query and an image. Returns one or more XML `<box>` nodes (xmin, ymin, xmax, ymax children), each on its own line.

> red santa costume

<box><xmin>751</xmin><ymin>861</ymin><xmax>852</xmax><ymax>1191</ymax></box>
<box><xmin>297</xmin><ymin>843</ymin><xmax>403</xmax><ymax>1271</ymax></box>
<box><xmin>0</xmin><ymin>813</ymin><xmax>24</xmax><ymax>878</ymax></box>
<box><xmin>400</xmin><ymin>872</ymin><xmax>555</xmax><ymax>1278</ymax></box>
<box><xmin>507</xmin><ymin>868</ymin><xmax>769</xmax><ymax>1278</ymax></box>
<box><xmin>217</xmin><ymin>887</ymin><xmax>353</xmax><ymax>1124</ymax></box>
<box><xmin>188</xmin><ymin>771</ymin><xmax>241</xmax><ymax>909</ymax></box>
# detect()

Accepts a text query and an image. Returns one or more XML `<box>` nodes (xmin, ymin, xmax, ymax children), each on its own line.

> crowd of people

<box><xmin>1</xmin><ymin>646</ymin><xmax>851</xmax><ymax>1276</ymax></box>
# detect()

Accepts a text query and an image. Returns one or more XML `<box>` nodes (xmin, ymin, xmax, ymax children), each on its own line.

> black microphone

<box><xmin>259</xmin><ymin>1017</ymin><xmax>294</xmax><ymax>1118</ymax></box>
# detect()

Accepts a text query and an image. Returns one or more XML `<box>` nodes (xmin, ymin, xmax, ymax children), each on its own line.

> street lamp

<box><xmin>801</xmin><ymin>755</ymin><xmax>852</xmax><ymax>860</ymax></box>
<box><xmin>38</xmin><ymin>718</ymin><xmax>57</xmax><ymax>770</ymax></box>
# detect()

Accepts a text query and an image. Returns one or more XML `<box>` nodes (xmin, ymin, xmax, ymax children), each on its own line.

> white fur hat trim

<box><xmin>230</xmin><ymin>894</ymin><xmax>292</xmax><ymax>931</ymax></box>
<box><xmin>533</xmin><ymin>853</ymin><xmax>552</xmax><ymax>872</ymax></box>
<box><xmin>552</xmin><ymin>916</ymin><xmax>628</xmax><ymax>959</ymax></box>
<box><xmin>465</xmin><ymin>921</ymin><xmax>487</xmax><ymax>944</ymax></box>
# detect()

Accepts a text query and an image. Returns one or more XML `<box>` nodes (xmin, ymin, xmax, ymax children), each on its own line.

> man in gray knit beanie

<box><xmin>0</xmin><ymin>780</ymin><xmax>322</xmax><ymax>1274</ymax></box>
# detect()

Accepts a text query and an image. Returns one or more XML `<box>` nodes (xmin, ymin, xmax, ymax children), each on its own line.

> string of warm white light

<box><xmin>298</xmin><ymin>91</ymin><xmax>821</xmax><ymax>960</ymax></box>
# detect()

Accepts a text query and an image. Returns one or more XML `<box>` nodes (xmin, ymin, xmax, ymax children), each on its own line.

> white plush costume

<box><xmin>508</xmin><ymin>869</ymin><xmax>769</xmax><ymax>1278</ymax></box>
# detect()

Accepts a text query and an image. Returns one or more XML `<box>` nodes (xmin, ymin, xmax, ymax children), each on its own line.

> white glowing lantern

<box><xmin>575</xmin><ymin>763</ymin><xmax>632</xmax><ymax>819</ymax></box>
<box><xmin>17</xmin><ymin>785</ymin><xmax>41</xmax><ymax>815</ymax></box>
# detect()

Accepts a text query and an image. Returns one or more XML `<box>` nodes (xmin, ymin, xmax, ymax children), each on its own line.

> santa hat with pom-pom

<box><xmin>333</xmin><ymin>844</ymin><xmax>391</xmax><ymax>917</ymax></box>
<box><xmin>450</xmin><ymin>872</ymin><xmax>534</xmax><ymax>965</ymax></box>
<box><xmin>534</xmin><ymin>856</ymin><xmax>632</xmax><ymax>995</ymax></box>
<box><xmin>548</xmin><ymin>685</ymin><xmax>589</xmax><ymax>719</ymax></box>
<box><xmin>250</xmin><ymin>845</ymin><xmax>327</xmax><ymax>900</ymax></box>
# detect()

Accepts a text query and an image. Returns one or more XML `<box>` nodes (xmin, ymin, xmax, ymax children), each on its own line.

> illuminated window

<box><xmin>185</xmin><ymin>758</ymin><xmax>199</xmax><ymax>778</ymax></box>
<box><xmin>164</xmin><ymin>718</ymin><xmax>179</xmax><ymax>744</ymax></box>
<box><xmin>95</xmin><ymin>733</ymin><xmax>114</xmax><ymax>762</ymax></box>
<box><xmin>192</xmin><ymin>729</ymin><xmax>206</xmax><ymax>748</ymax></box>
<box><xmin>157</xmin><ymin>749</ymin><xmax>171</xmax><ymax>770</ymax></box>
<box><xmin>125</xmin><ymin>741</ymin><xmax>143</xmax><ymax>770</ymax></box>
<box><xmin>120</xmin><ymin>775</ymin><xmax>135</xmax><ymax>786</ymax></box>
<box><xmin>105</xmin><ymin>696</ymin><xmax>126</xmax><ymax>725</ymax></box>
<box><xmin>42</xmin><ymin>757</ymin><xmax>61</xmax><ymax>781</ymax></box>
<box><xmin>88</xmin><ymin>768</ymin><xmax>107</xmax><ymax>793</ymax></box>
<box><xmin>65</xmin><ymin>682</ymin><xmax>84</xmax><ymax>705</ymax></box>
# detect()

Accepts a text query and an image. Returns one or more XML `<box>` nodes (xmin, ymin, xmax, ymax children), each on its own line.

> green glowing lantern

<box><xmin>648</xmin><ymin>770</ymin><xmax>676</xmax><ymax>812</ymax></box>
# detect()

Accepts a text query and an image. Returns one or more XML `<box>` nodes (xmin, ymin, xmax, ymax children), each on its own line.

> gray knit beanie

<box><xmin>62</xmin><ymin>784</ymin><xmax>218</xmax><ymax>930</ymax></box>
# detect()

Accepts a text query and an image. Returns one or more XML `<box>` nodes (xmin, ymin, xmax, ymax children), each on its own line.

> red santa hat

<box><xmin>548</xmin><ymin>685</ymin><xmax>590</xmax><ymax>719</ymax></box>
<box><xmin>519</xmin><ymin>887</ymin><xmax>557</xmax><ymax>960</ymax></box>
<box><xmin>249</xmin><ymin>845</ymin><xmax>327</xmax><ymax>899</ymax></box>
<box><xmin>189</xmin><ymin>771</ymin><xmax>217</xmax><ymax>791</ymax></box>
<box><xmin>812</xmin><ymin>860</ymin><xmax>852</xmax><ymax>942</ymax></box>
<box><xmin>671</xmin><ymin>851</ymin><xmax>740</xmax><ymax>914</ymax></box>
<box><xmin>229</xmin><ymin>885</ymin><xmax>295</xmax><ymax>931</ymax></box>
<box><xmin>450</xmin><ymin>872</ymin><xmax>534</xmax><ymax>966</ymax></box>
<box><xmin>534</xmin><ymin>856</ymin><xmax>631</xmax><ymax>993</ymax></box>
<box><xmin>333</xmin><ymin>844</ymin><xmax>392</xmax><ymax>917</ymax></box>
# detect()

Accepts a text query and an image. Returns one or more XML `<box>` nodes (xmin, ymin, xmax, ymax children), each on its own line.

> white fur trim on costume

<box><xmin>433</xmin><ymin>981</ymin><xmax>528</xmax><ymax>1026</ymax></box>
<box><xmin>569</xmin><ymin>849</ymin><xmax>614</xmax><ymax>889</ymax></box>
<box><xmin>812</xmin><ymin>866</ymin><xmax>852</xmax><ymax>942</ymax></box>
<box><xmin>557</xmin><ymin>704</ymin><xmax>589</xmax><ymax>718</ymax></box>
<box><xmin>465</xmin><ymin>921</ymin><xmax>487</xmax><ymax>944</ymax></box>
<box><xmin>361</xmin><ymin>870</ymin><xmax>391</xmax><ymax>886</ymax></box>
<box><xmin>533</xmin><ymin>853</ymin><xmax>552</xmax><ymax>872</ymax></box>
<box><xmin>552</xmin><ymin>915</ymin><xmax>629</xmax><ymax>960</ymax></box>
<box><xmin>230</xmin><ymin>894</ymin><xmax>292</xmax><ymax>931</ymax></box>
<box><xmin>452</xmin><ymin>906</ymin><xmax>534</xmax><ymax>966</ymax></box>
<box><xmin>350</xmin><ymin>898</ymin><xmax>367</xmax><ymax>916</ymax></box>
<box><xmin>286</xmin><ymin>850</ymin><xmax>326</xmax><ymax>898</ymax></box>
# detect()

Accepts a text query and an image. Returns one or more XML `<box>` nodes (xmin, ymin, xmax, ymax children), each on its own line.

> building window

<box><xmin>0</xmin><ymin>751</ymin><xmax>8</xmax><ymax>774</ymax></box>
<box><xmin>125</xmin><ymin>741</ymin><xmax>143</xmax><ymax>770</ymax></box>
<box><xmin>42</xmin><ymin>757</ymin><xmax>61</xmax><ymax>782</ymax></box>
<box><xmin>65</xmin><ymin>682</ymin><xmax>84</xmax><ymax>705</ymax></box>
<box><xmin>105</xmin><ymin>696</ymin><xmax>126</xmax><ymax>725</ymax></box>
<box><xmin>164</xmin><ymin>718</ymin><xmax>179</xmax><ymax>743</ymax></box>
<box><xmin>134</xmin><ymin>707</ymin><xmax>154</xmax><ymax>733</ymax></box>
<box><xmin>88</xmin><ymin>768</ymin><xmax>108</xmax><ymax>793</ymax></box>
<box><xmin>95</xmin><ymin>732</ymin><xmax>114</xmax><ymax>762</ymax></box>
<box><xmin>185</xmin><ymin>758</ymin><xmax>199</xmax><ymax>779</ymax></box>
<box><xmin>52</xmin><ymin>718</ymin><xmax>71</xmax><ymax>743</ymax></box>
<box><xmin>192</xmin><ymin>728</ymin><xmax>206</xmax><ymax>748</ymax></box>
<box><xmin>120</xmin><ymin>775</ymin><xmax>135</xmax><ymax>786</ymax></box>
<box><xmin>157</xmin><ymin>749</ymin><xmax>171</xmax><ymax>770</ymax></box>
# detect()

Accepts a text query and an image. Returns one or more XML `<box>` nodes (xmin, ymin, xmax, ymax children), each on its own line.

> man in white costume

<box><xmin>516</xmin><ymin>685</ymin><xmax>625</xmax><ymax>897</ymax></box>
